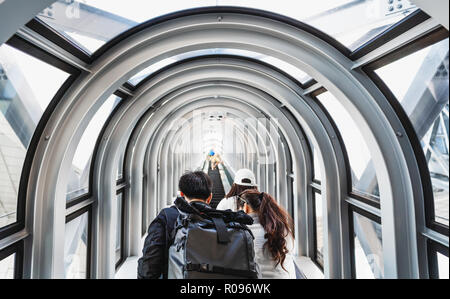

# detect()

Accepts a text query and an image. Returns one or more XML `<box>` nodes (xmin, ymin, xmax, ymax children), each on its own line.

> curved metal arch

<box><xmin>161</xmin><ymin>109</ymin><xmax>263</xmax><ymax>199</ymax></box>
<box><xmin>99</xmin><ymin>16</ymin><xmax>426</xmax><ymax>280</ymax></box>
<box><xmin>144</xmin><ymin>96</ymin><xmax>280</xmax><ymax>215</ymax></box>
<box><xmin>132</xmin><ymin>78</ymin><xmax>295</xmax><ymax>223</ymax></box>
<box><xmin>170</xmin><ymin>106</ymin><xmax>273</xmax><ymax>173</ymax></box>
<box><xmin>26</xmin><ymin>11</ymin><xmax>424</xmax><ymax>279</ymax></box>
<box><xmin>127</xmin><ymin>80</ymin><xmax>314</xmax><ymax>260</ymax></box>
<box><xmin>165</xmin><ymin>112</ymin><xmax>258</xmax><ymax>197</ymax></box>
<box><xmin>153</xmin><ymin>104</ymin><xmax>268</xmax><ymax>207</ymax></box>
<box><xmin>161</xmin><ymin>107</ymin><xmax>268</xmax><ymax>198</ymax></box>
<box><xmin>158</xmin><ymin>100</ymin><xmax>287</xmax><ymax>197</ymax></box>
<box><xmin>155</xmin><ymin>84</ymin><xmax>294</xmax><ymax>200</ymax></box>
<box><xmin>30</xmin><ymin>56</ymin><xmax>338</xmax><ymax>282</ymax></box>
<box><xmin>113</xmin><ymin>73</ymin><xmax>309</xmax><ymax>264</ymax></box>
<box><xmin>126</xmin><ymin>86</ymin><xmax>284</xmax><ymax>258</ymax></box>
<box><xmin>116</xmin><ymin>59</ymin><xmax>347</xmax><ymax>277</ymax></box>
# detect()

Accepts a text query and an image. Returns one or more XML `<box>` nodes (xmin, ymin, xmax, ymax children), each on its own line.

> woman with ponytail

<box><xmin>238</xmin><ymin>189</ymin><xmax>296</xmax><ymax>278</ymax></box>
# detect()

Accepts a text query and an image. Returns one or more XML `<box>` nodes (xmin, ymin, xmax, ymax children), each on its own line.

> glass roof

<box><xmin>127</xmin><ymin>48</ymin><xmax>311</xmax><ymax>86</ymax></box>
<box><xmin>37</xmin><ymin>0</ymin><xmax>419</xmax><ymax>54</ymax></box>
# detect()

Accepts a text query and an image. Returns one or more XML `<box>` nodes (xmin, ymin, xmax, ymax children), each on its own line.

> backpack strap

<box><xmin>186</xmin><ymin>263</ymin><xmax>258</xmax><ymax>279</ymax></box>
<box><xmin>211</xmin><ymin>217</ymin><xmax>230</xmax><ymax>244</ymax></box>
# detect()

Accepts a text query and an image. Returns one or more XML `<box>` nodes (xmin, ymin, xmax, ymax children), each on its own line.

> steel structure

<box><xmin>0</xmin><ymin>0</ymin><xmax>448</xmax><ymax>279</ymax></box>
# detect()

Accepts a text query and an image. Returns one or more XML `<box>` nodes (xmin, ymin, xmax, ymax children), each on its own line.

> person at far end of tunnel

<box><xmin>137</xmin><ymin>171</ymin><xmax>213</xmax><ymax>279</ymax></box>
<box><xmin>216</xmin><ymin>168</ymin><xmax>258</xmax><ymax>212</ymax></box>
<box><xmin>239</xmin><ymin>189</ymin><xmax>296</xmax><ymax>279</ymax></box>
<box><xmin>211</xmin><ymin>152</ymin><xmax>223</xmax><ymax>170</ymax></box>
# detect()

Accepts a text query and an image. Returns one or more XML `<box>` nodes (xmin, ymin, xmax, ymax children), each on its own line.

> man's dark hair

<box><xmin>178</xmin><ymin>171</ymin><xmax>213</xmax><ymax>200</ymax></box>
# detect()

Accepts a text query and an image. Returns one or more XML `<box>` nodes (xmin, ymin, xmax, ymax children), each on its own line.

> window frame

<box><xmin>362</xmin><ymin>26</ymin><xmax>449</xmax><ymax>237</ymax></box>
<box><xmin>348</xmin><ymin>204</ymin><xmax>382</xmax><ymax>279</ymax></box>
<box><xmin>0</xmin><ymin>35</ymin><xmax>80</xmax><ymax>240</ymax></box>
<box><xmin>65</xmin><ymin>205</ymin><xmax>93</xmax><ymax>279</ymax></box>
<box><xmin>312</xmin><ymin>188</ymin><xmax>324</xmax><ymax>271</ymax></box>
<box><xmin>0</xmin><ymin>240</ymin><xmax>24</xmax><ymax>279</ymax></box>
<box><xmin>115</xmin><ymin>188</ymin><xmax>126</xmax><ymax>270</ymax></box>
<box><xmin>427</xmin><ymin>239</ymin><xmax>449</xmax><ymax>279</ymax></box>
<box><xmin>66</xmin><ymin>91</ymin><xmax>128</xmax><ymax>209</ymax></box>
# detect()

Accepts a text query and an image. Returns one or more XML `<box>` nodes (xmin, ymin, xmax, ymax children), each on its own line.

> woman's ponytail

<box><xmin>240</xmin><ymin>190</ymin><xmax>294</xmax><ymax>271</ymax></box>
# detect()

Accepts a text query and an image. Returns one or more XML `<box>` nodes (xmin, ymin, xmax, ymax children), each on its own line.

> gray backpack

<box><xmin>168</xmin><ymin>197</ymin><xmax>260</xmax><ymax>279</ymax></box>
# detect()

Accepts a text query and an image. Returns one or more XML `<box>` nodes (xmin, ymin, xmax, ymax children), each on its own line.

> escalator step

<box><xmin>207</xmin><ymin>166</ymin><xmax>226</xmax><ymax>209</ymax></box>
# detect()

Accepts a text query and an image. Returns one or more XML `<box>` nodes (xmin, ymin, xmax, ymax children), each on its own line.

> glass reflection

<box><xmin>317</xmin><ymin>92</ymin><xmax>379</xmax><ymax>198</ymax></box>
<box><xmin>375</xmin><ymin>38</ymin><xmax>449</xmax><ymax>226</ymax></box>
<box><xmin>64</xmin><ymin>212</ymin><xmax>88</xmax><ymax>279</ymax></box>
<box><xmin>0</xmin><ymin>44</ymin><xmax>69</xmax><ymax>228</ymax></box>
<box><xmin>67</xmin><ymin>94</ymin><xmax>121</xmax><ymax>201</ymax></box>
<box><xmin>352</xmin><ymin>212</ymin><xmax>383</xmax><ymax>279</ymax></box>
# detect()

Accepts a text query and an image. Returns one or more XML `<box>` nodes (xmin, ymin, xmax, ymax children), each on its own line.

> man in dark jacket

<box><xmin>137</xmin><ymin>171</ymin><xmax>213</xmax><ymax>279</ymax></box>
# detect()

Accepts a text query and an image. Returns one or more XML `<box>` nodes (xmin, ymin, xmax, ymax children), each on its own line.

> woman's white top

<box><xmin>216</xmin><ymin>196</ymin><xmax>238</xmax><ymax>211</ymax></box>
<box><xmin>247</xmin><ymin>213</ymin><xmax>296</xmax><ymax>279</ymax></box>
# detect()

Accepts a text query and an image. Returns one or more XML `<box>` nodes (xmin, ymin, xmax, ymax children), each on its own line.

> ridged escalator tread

<box><xmin>207</xmin><ymin>165</ymin><xmax>226</xmax><ymax>209</ymax></box>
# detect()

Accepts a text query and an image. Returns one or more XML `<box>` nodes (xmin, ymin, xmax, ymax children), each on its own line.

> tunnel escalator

<box><xmin>207</xmin><ymin>161</ymin><xmax>226</xmax><ymax>209</ymax></box>
<box><xmin>0</xmin><ymin>0</ymin><xmax>448</xmax><ymax>280</ymax></box>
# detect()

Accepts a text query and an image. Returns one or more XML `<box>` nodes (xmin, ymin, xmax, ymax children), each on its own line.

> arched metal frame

<box><xmin>152</xmin><ymin>101</ymin><xmax>273</xmax><ymax>207</ymax></box>
<box><xmin>0</xmin><ymin>5</ymin><xmax>440</xmax><ymax>279</ymax></box>
<box><xmin>159</xmin><ymin>107</ymin><xmax>272</xmax><ymax>199</ymax></box>
<box><xmin>88</xmin><ymin>55</ymin><xmax>337</xmax><ymax>278</ymax></box>
<box><xmin>130</xmin><ymin>80</ymin><xmax>307</xmax><ymax>249</ymax></box>
<box><xmin>152</xmin><ymin>97</ymin><xmax>284</xmax><ymax>207</ymax></box>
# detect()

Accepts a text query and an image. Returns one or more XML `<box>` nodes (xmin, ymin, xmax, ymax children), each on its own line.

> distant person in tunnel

<box><xmin>137</xmin><ymin>171</ymin><xmax>212</xmax><ymax>279</ymax></box>
<box><xmin>211</xmin><ymin>152</ymin><xmax>223</xmax><ymax>170</ymax></box>
<box><xmin>206</xmin><ymin>149</ymin><xmax>215</xmax><ymax>168</ymax></box>
<box><xmin>238</xmin><ymin>189</ymin><xmax>296</xmax><ymax>279</ymax></box>
<box><xmin>216</xmin><ymin>168</ymin><xmax>258</xmax><ymax>211</ymax></box>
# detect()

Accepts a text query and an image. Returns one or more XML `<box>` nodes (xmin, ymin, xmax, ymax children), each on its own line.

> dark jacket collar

<box><xmin>174</xmin><ymin>197</ymin><xmax>253</xmax><ymax>225</ymax></box>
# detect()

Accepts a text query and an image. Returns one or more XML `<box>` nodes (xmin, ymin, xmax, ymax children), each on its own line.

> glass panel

<box><xmin>67</xmin><ymin>94</ymin><xmax>121</xmax><ymax>201</ymax></box>
<box><xmin>142</xmin><ymin>175</ymin><xmax>147</xmax><ymax>236</ymax></box>
<box><xmin>220</xmin><ymin>0</ymin><xmax>418</xmax><ymax>51</ymax></box>
<box><xmin>352</xmin><ymin>212</ymin><xmax>383</xmax><ymax>278</ymax></box>
<box><xmin>38</xmin><ymin>0</ymin><xmax>217</xmax><ymax>53</ymax></box>
<box><xmin>0</xmin><ymin>44</ymin><xmax>69</xmax><ymax>228</ymax></box>
<box><xmin>128</xmin><ymin>48</ymin><xmax>311</xmax><ymax>86</ymax></box>
<box><xmin>117</xmin><ymin>150</ymin><xmax>124</xmax><ymax>181</ymax></box>
<box><xmin>116</xmin><ymin>192</ymin><xmax>123</xmax><ymax>264</ymax></box>
<box><xmin>375</xmin><ymin>38</ymin><xmax>449</xmax><ymax>226</ymax></box>
<box><xmin>64</xmin><ymin>212</ymin><xmax>89</xmax><ymax>279</ymax></box>
<box><xmin>313</xmin><ymin>145</ymin><xmax>322</xmax><ymax>182</ymax></box>
<box><xmin>314</xmin><ymin>192</ymin><xmax>323</xmax><ymax>266</ymax></box>
<box><xmin>437</xmin><ymin>252</ymin><xmax>449</xmax><ymax>279</ymax></box>
<box><xmin>38</xmin><ymin>1</ymin><xmax>418</xmax><ymax>53</ymax></box>
<box><xmin>0</xmin><ymin>253</ymin><xmax>15</xmax><ymax>279</ymax></box>
<box><xmin>317</xmin><ymin>92</ymin><xmax>379</xmax><ymax>198</ymax></box>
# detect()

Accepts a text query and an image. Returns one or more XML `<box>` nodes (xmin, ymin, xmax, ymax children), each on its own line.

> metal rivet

<box><xmin>217</xmin><ymin>16</ymin><xmax>223</xmax><ymax>22</ymax></box>
<box><xmin>44</xmin><ymin>135</ymin><xmax>50</xmax><ymax>140</ymax></box>
<box><xmin>396</xmin><ymin>131</ymin><xmax>403</xmax><ymax>137</ymax></box>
